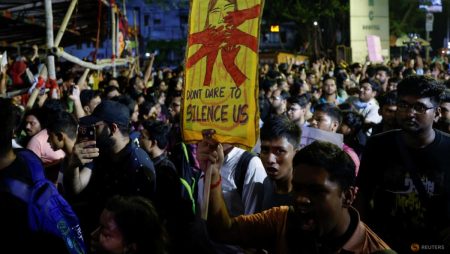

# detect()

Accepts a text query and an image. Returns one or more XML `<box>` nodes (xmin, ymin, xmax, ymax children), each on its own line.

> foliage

<box><xmin>263</xmin><ymin>0</ymin><xmax>350</xmax><ymax>54</ymax></box>
<box><xmin>389</xmin><ymin>0</ymin><xmax>426</xmax><ymax>37</ymax></box>
<box><xmin>146</xmin><ymin>39</ymin><xmax>186</xmax><ymax>67</ymax></box>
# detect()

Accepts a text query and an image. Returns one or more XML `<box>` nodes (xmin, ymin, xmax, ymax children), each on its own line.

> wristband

<box><xmin>210</xmin><ymin>175</ymin><xmax>222</xmax><ymax>189</ymax></box>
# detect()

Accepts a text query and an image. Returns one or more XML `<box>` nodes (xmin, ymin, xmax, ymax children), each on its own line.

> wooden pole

<box><xmin>26</xmin><ymin>65</ymin><xmax>48</xmax><ymax>110</ymax></box>
<box><xmin>111</xmin><ymin>4</ymin><xmax>117</xmax><ymax>77</ymax></box>
<box><xmin>201</xmin><ymin>163</ymin><xmax>212</xmax><ymax>220</ymax></box>
<box><xmin>54</xmin><ymin>47</ymin><xmax>131</xmax><ymax>70</ymax></box>
<box><xmin>44</xmin><ymin>0</ymin><xmax>56</xmax><ymax>81</ymax></box>
<box><xmin>200</xmin><ymin>129</ymin><xmax>217</xmax><ymax>220</ymax></box>
<box><xmin>54</xmin><ymin>0</ymin><xmax>78</xmax><ymax>47</ymax></box>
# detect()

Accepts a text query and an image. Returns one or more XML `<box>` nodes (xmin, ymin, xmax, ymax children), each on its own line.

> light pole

<box><xmin>425</xmin><ymin>12</ymin><xmax>434</xmax><ymax>62</ymax></box>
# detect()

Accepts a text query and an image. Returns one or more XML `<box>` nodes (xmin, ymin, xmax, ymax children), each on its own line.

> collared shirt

<box><xmin>231</xmin><ymin>206</ymin><xmax>394</xmax><ymax>254</ymax></box>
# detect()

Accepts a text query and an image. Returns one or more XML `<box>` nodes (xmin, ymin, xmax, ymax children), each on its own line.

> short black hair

<box><xmin>104</xmin><ymin>195</ymin><xmax>168</xmax><ymax>254</ymax></box>
<box><xmin>139</xmin><ymin>100</ymin><xmax>157</xmax><ymax>121</ymax></box>
<box><xmin>359</xmin><ymin>78</ymin><xmax>381</xmax><ymax>94</ymax></box>
<box><xmin>260</xmin><ymin>115</ymin><xmax>301</xmax><ymax>148</ymax></box>
<box><xmin>80</xmin><ymin>90</ymin><xmax>101</xmax><ymax>107</ymax></box>
<box><xmin>142</xmin><ymin>120</ymin><xmax>171</xmax><ymax>150</ymax></box>
<box><xmin>388</xmin><ymin>76</ymin><xmax>401</xmax><ymax>84</ymax></box>
<box><xmin>313</xmin><ymin>103</ymin><xmax>342</xmax><ymax>124</ymax></box>
<box><xmin>0</xmin><ymin>98</ymin><xmax>17</xmax><ymax>155</ymax></box>
<box><xmin>113</xmin><ymin>95</ymin><xmax>137</xmax><ymax>117</ymax></box>
<box><xmin>376</xmin><ymin>65</ymin><xmax>392</xmax><ymax>77</ymax></box>
<box><xmin>47</xmin><ymin>111</ymin><xmax>78</xmax><ymax>140</ymax></box>
<box><xmin>440</xmin><ymin>89</ymin><xmax>450</xmax><ymax>103</ymax></box>
<box><xmin>293</xmin><ymin>140</ymin><xmax>356</xmax><ymax>190</ymax></box>
<box><xmin>103</xmin><ymin>85</ymin><xmax>120</xmax><ymax>98</ymax></box>
<box><xmin>287</xmin><ymin>94</ymin><xmax>309</xmax><ymax>108</ymax></box>
<box><xmin>397</xmin><ymin>75</ymin><xmax>445</xmax><ymax>106</ymax></box>
<box><xmin>341</xmin><ymin>111</ymin><xmax>364</xmax><ymax>133</ymax></box>
<box><xmin>279</xmin><ymin>90</ymin><xmax>290</xmax><ymax>100</ymax></box>
<box><xmin>377</xmin><ymin>90</ymin><xmax>398</xmax><ymax>108</ymax></box>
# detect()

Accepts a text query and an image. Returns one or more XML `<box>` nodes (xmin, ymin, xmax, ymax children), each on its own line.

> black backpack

<box><xmin>169</xmin><ymin>142</ymin><xmax>201</xmax><ymax>216</ymax></box>
<box><xmin>233</xmin><ymin>150</ymin><xmax>256</xmax><ymax>196</ymax></box>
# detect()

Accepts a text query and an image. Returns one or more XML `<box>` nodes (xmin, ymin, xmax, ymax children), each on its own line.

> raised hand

<box><xmin>70</xmin><ymin>141</ymin><xmax>99</xmax><ymax>167</ymax></box>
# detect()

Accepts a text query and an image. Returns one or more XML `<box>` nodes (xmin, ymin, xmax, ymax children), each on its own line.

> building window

<box><xmin>154</xmin><ymin>19</ymin><xmax>161</xmax><ymax>25</ymax></box>
<box><xmin>144</xmin><ymin>14</ymin><xmax>149</xmax><ymax>26</ymax></box>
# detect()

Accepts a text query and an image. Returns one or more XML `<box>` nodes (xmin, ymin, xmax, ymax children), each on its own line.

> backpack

<box><xmin>233</xmin><ymin>150</ymin><xmax>256</xmax><ymax>196</ymax></box>
<box><xmin>0</xmin><ymin>149</ymin><xmax>86</xmax><ymax>254</ymax></box>
<box><xmin>170</xmin><ymin>142</ymin><xmax>201</xmax><ymax>216</ymax></box>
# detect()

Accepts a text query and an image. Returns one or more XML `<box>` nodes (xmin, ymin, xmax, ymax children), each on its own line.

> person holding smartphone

<box><xmin>63</xmin><ymin>100</ymin><xmax>156</xmax><ymax>248</ymax></box>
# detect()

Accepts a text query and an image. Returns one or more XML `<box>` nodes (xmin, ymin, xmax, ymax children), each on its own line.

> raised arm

<box><xmin>68</xmin><ymin>85</ymin><xmax>86</xmax><ymax>120</ymax></box>
<box><xmin>143</xmin><ymin>54</ymin><xmax>156</xmax><ymax>86</ymax></box>
<box><xmin>197</xmin><ymin>139</ymin><xmax>240</xmax><ymax>242</ymax></box>
<box><xmin>64</xmin><ymin>141</ymin><xmax>99</xmax><ymax>196</ymax></box>
<box><xmin>0</xmin><ymin>65</ymin><xmax>7</xmax><ymax>95</ymax></box>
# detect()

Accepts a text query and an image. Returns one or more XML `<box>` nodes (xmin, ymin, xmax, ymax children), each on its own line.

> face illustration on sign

<box><xmin>186</xmin><ymin>0</ymin><xmax>260</xmax><ymax>87</ymax></box>
<box><xmin>207</xmin><ymin>0</ymin><xmax>237</xmax><ymax>28</ymax></box>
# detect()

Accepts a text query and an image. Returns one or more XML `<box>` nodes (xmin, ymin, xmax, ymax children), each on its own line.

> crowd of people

<box><xmin>1</xmin><ymin>42</ymin><xmax>450</xmax><ymax>254</ymax></box>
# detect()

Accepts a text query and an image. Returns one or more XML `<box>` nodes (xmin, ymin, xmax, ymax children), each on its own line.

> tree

<box><xmin>263</xmin><ymin>0</ymin><xmax>349</xmax><ymax>57</ymax></box>
<box><xmin>390</xmin><ymin>0</ymin><xmax>425</xmax><ymax>37</ymax></box>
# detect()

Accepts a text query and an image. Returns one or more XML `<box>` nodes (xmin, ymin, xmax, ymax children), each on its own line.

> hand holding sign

<box><xmin>197</xmin><ymin>129</ymin><xmax>225</xmax><ymax>220</ymax></box>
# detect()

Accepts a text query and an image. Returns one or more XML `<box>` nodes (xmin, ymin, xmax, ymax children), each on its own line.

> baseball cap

<box><xmin>80</xmin><ymin>100</ymin><xmax>130</xmax><ymax>127</ymax></box>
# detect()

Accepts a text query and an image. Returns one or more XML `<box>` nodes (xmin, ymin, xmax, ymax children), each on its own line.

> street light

<box><xmin>313</xmin><ymin>21</ymin><xmax>318</xmax><ymax>26</ymax></box>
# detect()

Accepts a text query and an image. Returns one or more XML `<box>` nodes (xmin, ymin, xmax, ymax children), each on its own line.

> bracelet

<box><xmin>210</xmin><ymin>175</ymin><xmax>222</xmax><ymax>189</ymax></box>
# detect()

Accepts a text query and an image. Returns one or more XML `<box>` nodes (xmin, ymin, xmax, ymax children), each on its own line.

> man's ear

<box><xmin>57</xmin><ymin>132</ymin><xmax>64</xmax><ymax>142</ymax></box>
<box><xmin>434</xmin><ymin>107</ymin><xmax>442</xmax><ymax>123</ymax></box>
<box><xmin>109</xmin><ymin>123</ymin><xmax>118</xmax><ymax>135</ymax></box>
<box><xmin>342</xmin><ymin>186</ymin><xmax>357</xmax><ymax>208</ymax></box>
<box><xmin>150</xmin><ymin>139</ymin><xmax>158</xmax><ymax>149</ymax></box>
<box><xmin>83</xmin><ymin>105</ymin><xmax>91</xmax><ymax>115</ymax></box>
<box><xmin>331</xmin><ymin>120</ymin><xmax>340</xmax><ymax>133</ymax></box>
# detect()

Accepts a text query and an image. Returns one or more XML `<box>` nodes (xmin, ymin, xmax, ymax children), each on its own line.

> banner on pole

<box><xmin>182</xmin><ymin>0</ymin><xmax>264</xmax><ymax>148</ymax></box>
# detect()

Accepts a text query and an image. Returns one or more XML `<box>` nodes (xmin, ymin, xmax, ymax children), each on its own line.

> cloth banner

<box><xmin>182</xmin><ymin>0</ymin><xmax>264</xmax><ymax>148</ymax></box>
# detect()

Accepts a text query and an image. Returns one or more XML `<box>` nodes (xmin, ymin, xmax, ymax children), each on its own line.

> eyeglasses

<box><xmin>270</xmin><ymin>96</ymin><xmax>281</xmax><ymax>101</ymax></box>
<box><xmin>397</xmin><ymin>101</ymin><xmax>436</xmax><ymax>114</ymax></box>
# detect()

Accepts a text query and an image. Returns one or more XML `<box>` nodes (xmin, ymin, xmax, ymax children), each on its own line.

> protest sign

<box><xmin>300</xmin><ymin>126</ymin><xmax>344</xmax><ymax>149</ymax></box>
<box><xmin>182</xmin><ymin>0</ymin><xmax>264</xmax><ymax>149</ymax></box>
<box><xmin>366</xmin><ymin>35</ymin><xmax>383</xmax><ymax>63</ymax></box>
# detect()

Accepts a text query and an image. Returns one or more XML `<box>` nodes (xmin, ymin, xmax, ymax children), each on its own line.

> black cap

<box><xmin>80</xmin><ymin>100</ymin><xmax>130</xmax><ymax>127</ymax></box>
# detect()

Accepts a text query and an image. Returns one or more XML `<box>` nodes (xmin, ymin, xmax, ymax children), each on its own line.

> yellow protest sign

<box><xmin>182</xmin><ymin>0</ymin><xmax>264</xmax><ymax>149</ymax></box>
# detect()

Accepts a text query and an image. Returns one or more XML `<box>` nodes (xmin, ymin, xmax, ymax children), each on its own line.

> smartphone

<box><xmin>68</xmin><ymin>85</ymin><xmax>75</xmax><ymax>95</ymax></box>
<box><xmin>77</xmin><ymin>125</ymin><xmax>96</xmax><ymax>148</ymax></box>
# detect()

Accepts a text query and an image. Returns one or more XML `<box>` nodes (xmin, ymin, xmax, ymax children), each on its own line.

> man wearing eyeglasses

<box><xmin>355</xmin><ymin>75</ymin><xmax>450</xmax><ymax>253</ymax></box>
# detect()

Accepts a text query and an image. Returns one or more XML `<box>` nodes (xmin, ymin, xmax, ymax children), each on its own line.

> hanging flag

<box><xmin>182</xmin><ymin>0</ymin><xmax>264</xmax><ymax>149</ymax></box>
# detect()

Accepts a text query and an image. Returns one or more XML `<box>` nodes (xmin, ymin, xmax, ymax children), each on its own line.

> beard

<box><xmin>96</xmin><ymin>127</ymin><xmax>116</xmax><ymax>152</ymax></box>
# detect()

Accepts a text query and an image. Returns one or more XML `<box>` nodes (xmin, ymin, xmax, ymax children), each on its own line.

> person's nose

<box><xmin>294</xmin><ymin>192</ymin><xmax>312</xmax><ymax>207</ymax></box>
<box><xmin>267</xmin><ymin>152</ymin><xmax>277</xmax><ymax>165</ymax></box>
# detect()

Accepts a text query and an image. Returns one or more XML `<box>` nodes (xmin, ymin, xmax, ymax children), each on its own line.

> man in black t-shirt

<box><xmin>64</xmin><ymin>100</ymin><xmax>156</xmax><ymax>244</ymax></box>
<box><xmin>356</xmin><ymin>75</ymin><xmax>450</xmax><ymax>253</ymax></box>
